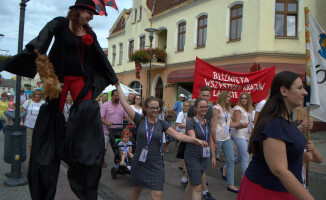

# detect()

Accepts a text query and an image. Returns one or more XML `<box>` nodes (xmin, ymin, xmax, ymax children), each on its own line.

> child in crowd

<box><xmin>8</xmin><ymin>95</ymin><xmax>15</xmax><ymax>111</ymax></box>
<box><xmin>118</xmin><ymin>128</ymin><xmax>134</xmax><ymax>166</ymax></box>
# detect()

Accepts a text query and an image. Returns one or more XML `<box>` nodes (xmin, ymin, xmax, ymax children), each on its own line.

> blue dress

<box><xmin>184</xmin><ymin>117</ymin><xmax>211</xmax><ymax>186</ymax></box>
<box><xmin>131</xmin><ymin>113</ymin><xmax>170</xmax><ymax>191</ymax></box>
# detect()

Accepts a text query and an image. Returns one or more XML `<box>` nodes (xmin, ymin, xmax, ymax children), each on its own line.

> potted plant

<box><xmin>130</xmin><ymin>48</ymin><xmax>167</xmax><ymax>64</ymax></box>
<box><xmin>130</xmin><ymin>50</ymin><xmax>151</xmax><ymax>64</ymax></box>
<box><xmin>151</xmin><ymin>48</ymin><xmax>167</xmax><ymax>62</ymax></box>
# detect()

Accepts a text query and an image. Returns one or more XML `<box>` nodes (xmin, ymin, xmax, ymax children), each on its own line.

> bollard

<box><xmin>3</xmin><ymin>111</ymin><xmax>28</xmax><ymax>187</ymax></box>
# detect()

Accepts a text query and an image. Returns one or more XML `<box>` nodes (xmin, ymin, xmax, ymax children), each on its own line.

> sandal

<box><xmin>227</xmin><ymin>187</ymin><xmax>239</xmax><ymax>193</ymax></box>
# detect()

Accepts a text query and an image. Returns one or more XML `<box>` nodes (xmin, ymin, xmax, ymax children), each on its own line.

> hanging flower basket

<box><xmin>130</xmin><ymin>50</ymin><xmax>151</xmax><ymax>64</ymax></box>
<box><xmin>130</xmin><ymin>48</ymin><xmax>167</xmax><ymax>64</ymax></box>
<box><xmin>130</xmin><ymin>48</ymin><xmax>167</xmax><ymax>79</ymax></box>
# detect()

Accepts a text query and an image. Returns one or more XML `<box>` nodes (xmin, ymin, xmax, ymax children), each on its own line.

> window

<box><xmin>134</xmin><ymin>9</ymin><xmax>137</xmax><ymax>22</ymax></box>
<box><xmin>230</xmin><ymin>4</ymin><xmax>243</xmax><ymax>41</ymax></box>
<box><xmin>140</xmin><ymin>36</ymin><xmax>145</xmax><ymax>50</ymax></box>
<box><xmin>129</xmin><ymin>40</ymin><xmax>134</xmax><ymax>61</ymax></box>
<box><xmin>197</xmin><ymin>15</ymin><xmax>207</xmax><ymax>48</ymax></box>
<box><xmin>139</xmin><ymin>7</ymin><xmax>142</xmax><ymax>21</ymax></box>
<box><xmin>112</xmin><ymin>45</ymin><xmax>116</xmax><ymax>65</ymax></box>
<box><xmin>130</xmin><ymin>81</ymin><xmax>142</xmax><ymax>97</ymax></box>
<box><xmin>119</xmin><ymin>43</ymin><xmax>123</xmax><ymax>64</ymax></box>
<box><xmin>275</xmin><ymin>0</ymin><xmax>298</xmax><ymax>37</ymax></box>
<box><xmin>178</xmin><ymin>22</ymin><xmax>186</xmax><ymax>51</ymax></box>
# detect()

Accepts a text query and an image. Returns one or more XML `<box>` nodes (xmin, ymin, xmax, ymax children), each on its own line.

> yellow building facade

<box><xmin>108</xmin><ymin>0</ymin><xmax>326</xmax><ymax>110</ymax></box>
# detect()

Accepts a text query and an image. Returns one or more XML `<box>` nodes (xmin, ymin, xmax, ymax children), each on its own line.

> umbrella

<box><xmin>102</xmin><ymin>83</ymin><xmax>139</xmax><ymax>97</ymax></box>
<box><xmin>93</xmin><ymin>0</ymin><xmax>118</xmax><ymax>16</ymax></box>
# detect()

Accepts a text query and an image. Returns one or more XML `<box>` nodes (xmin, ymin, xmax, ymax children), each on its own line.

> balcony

<box><xmin>130</xmin><ymin>48</ymin><xmax>167</xmax><ymax>70</ymax></box>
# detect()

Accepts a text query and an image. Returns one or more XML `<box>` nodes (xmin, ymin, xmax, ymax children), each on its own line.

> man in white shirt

<box><xmin>14</xmin><ymin>86</ymin><xmax>28</xmax><ymax>105</ymax></box>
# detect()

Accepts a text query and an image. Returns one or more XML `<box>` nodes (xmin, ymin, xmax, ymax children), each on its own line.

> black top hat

<box><xmin>70</xmin><ymin>0</ymin><xmax>99</xmax><ymax>15</ymax></box>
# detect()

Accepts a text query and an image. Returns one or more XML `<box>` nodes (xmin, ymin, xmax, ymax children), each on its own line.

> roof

<box><xmin>146</xmin><ymin>0</ymin><xmax>188</xmax><ymax>16</ymax></box>
<box><xmin>111</xmin><ymin>9</ymin><xmax>132</xmax><ymax>35</ymax></box>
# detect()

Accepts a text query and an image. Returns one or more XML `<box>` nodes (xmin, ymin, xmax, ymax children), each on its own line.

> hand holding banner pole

<box><xmin>304</xmin><ymin>7</ymin><xmax>311</xmax><ymax>189</ymax></box>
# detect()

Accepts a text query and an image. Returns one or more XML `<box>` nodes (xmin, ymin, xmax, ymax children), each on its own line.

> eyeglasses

<box><xmin>148</xmin><ymin>107</ymin><xmax>160</xmax><ymax>111</ymax></box>
<box><xmin>240</xmin><ymin>97</ymin><xmax>248</xmax><ymax>99</ymax></box>
<box><xmin>135</xmin><ymin>98</ymin><xmax>141</xmax><ymax>100</ymax></box>
<box><xmin>198</xmin><ymin>106</ymin><xmax>208</xmax><ymax>109</ymax></box>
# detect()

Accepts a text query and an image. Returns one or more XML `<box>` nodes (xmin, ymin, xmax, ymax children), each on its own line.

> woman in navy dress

<box><xmin>184</xmin><ymin>98</ymin><xmax>215</xmax><ymax>200</ymax></box>
<box><xmin>114</xmin><ymin>82</ymin><xmax>207</xmax><ymax>200</ymax></box>
<box><xmin>237</xmin><ymin>71</ymin><xmax>314</xmax><ymax>200</ymax></box>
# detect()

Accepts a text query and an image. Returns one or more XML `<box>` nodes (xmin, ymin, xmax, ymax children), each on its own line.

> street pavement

<box><xmin>1</xmin><ymin>131</ymin><xmax>326</xmax><ymax>200</ymax></box>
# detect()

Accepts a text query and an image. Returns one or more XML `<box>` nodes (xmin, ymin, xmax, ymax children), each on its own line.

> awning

<box><xmin>167</xmin><ymin>68</ymin><xmax>195</xmax><ymax>83</ymax></box>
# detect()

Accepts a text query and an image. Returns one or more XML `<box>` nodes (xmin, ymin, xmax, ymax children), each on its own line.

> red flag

<box><xmin>93</xmin><ymin>0</ymin><xmax>118</xmax><ymax>16</ymax></box>
<box><xmin>193</xmin><ymin>57</ymin><xmax>275</xmax><ymax>103</ymax></box>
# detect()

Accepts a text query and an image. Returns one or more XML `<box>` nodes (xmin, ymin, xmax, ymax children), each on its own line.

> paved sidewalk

<box><xmin>1</xmin><ymin>130</ymin><xmax>326</xmax><ymax>199</ymax></box>
<box><xmin>0</xmin><ymin>132</ymin><xmax>80</xmax><ymax>200</ymax></box>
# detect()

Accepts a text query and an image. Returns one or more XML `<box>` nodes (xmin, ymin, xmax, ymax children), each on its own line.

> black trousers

<box><xmin>67</xmin><ymin>162</ymin><xmax>102</xmax><ymax>200</ymax></box>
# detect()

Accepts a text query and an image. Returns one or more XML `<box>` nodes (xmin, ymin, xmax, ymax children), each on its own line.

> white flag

<box><xmin>308</xmin><ymin>12</ymin><xmax>326</xmax><ymax>122</ymax></box>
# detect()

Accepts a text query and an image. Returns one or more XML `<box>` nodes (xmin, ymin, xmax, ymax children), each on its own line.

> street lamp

<box><xmin>145</xmin><ymin>28</ymin><xmax>158</xmax><ymax>96</ymax></box>
<box><xmin>4</xmin><ymin>0</ymin><xmax>30</xmax><ymax>187</ymax></box>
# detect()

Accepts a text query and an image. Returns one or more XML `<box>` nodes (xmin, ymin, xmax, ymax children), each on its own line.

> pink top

<box><xmin>213</xmin><ymin>104</ymin><xmax>231</xmax><ymax>141</ymax></box>
<box><xmin>231</xmin><ymin>106</ymin><xmax>252</xmax><ymax>140</ymax></box>
<box><xmin>100</xmin><ymin>101</ymin><xmax>128</xmax><ymax>135</ymax></box>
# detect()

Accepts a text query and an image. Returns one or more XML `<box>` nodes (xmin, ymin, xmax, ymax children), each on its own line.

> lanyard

<box><xmin>195</xmin><ymin>116</ymin><xmax>208</xmax><ymax>142</ymax></box>
<box><xmin>247</xmin><ymin>112</ymin><xmax>252</xmax><ymax>132</ymax></box>
<box><xmin>145</xmin><ymin>117</ymin><xmax>155</xmax><ymax>148</ymax></box>
<box><xmin>183</xmin><ymin>112</ymin><xmax>187</xmax><ymax>123</ymax></box>
<box><xmin>247</xmin><ymin>112</ymin><xmax>251</xmax><ymax>124</ymax></box>
<box><xmin>223</xmin><ymin>110</ymin><xmax>228</xmax><ymax>123</ymax></box>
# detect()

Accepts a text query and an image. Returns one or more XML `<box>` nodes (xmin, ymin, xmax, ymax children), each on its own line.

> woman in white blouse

<box><xmin>130</xmin><ymin>94</ymin><xmax>142</xmax><ymax>115</ymax></box>
<box><xmin>231</xmin><ymin>92</ymin><xmax>252</xmax><ymax>175</ymax></box>
<box><xmin>211</xmin><ymin>90</ymin><xmax>246</xmax><ymax>193</ymax></box>
<box><xmin>22</xmin><ymin>89</ymin><xmax>45</xmax><ymax>151</ymax></box>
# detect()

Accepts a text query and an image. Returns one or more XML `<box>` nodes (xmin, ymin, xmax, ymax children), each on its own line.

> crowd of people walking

<box><xmin>95</xmin><ymin>71</ymin><xmax>323</xmax><ymax>200</ymax></box>
<box><xmin>0</xmin><ymin>0</ymin><xmax>323</xmax><ymax>199</ymax></box>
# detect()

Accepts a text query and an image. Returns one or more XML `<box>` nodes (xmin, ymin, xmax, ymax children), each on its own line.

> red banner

<box><xmin>193</xmin><ymin>57</ymin><xmax>275</xmax><ymax>103</ymax></box>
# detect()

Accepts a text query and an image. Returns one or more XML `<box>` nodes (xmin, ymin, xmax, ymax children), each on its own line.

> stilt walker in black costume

<box><xmin>0</xmin><ymin>0</ymin><xmax>119</xmax><ymax>199</ymax></box>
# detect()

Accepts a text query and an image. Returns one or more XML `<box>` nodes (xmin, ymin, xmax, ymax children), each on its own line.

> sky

<box><xmin>0</xmin><ymin>0</ymin><xmax>132</xmax><ymax>78</ymax></box>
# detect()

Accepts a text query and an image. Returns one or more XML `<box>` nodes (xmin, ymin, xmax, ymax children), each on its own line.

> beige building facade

<box><xmin>108</xmin><ymin>0</ymin><xmax>326</xmax><ymax>109</ymax></box>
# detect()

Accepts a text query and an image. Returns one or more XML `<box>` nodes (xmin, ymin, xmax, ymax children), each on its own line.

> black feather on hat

<box><xmin>69</xmin><ymin>0</ymin><xmax>99</xmax><ymax>15</ymax></box>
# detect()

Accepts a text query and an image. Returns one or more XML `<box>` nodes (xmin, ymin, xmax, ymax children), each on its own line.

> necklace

<box><xmin>76</xmin><ymin>36</ymin><xmax>84</xmax><ymax>70</ymax></box>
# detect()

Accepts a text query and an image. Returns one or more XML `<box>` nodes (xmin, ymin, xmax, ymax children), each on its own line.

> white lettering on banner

<box><xmin>213</xmin><ymin>90</ymin><xmax>238</xmax><ymax>98</ymax></box>
<box><xmin>212</xmin><ymin>72</ymin><xmax>249</xmax><ymax>84</ymax></box>
<box><xmin>205</xmin><ymin>74</ymin><xmax>266</xmax><ymax>93</ymax></box>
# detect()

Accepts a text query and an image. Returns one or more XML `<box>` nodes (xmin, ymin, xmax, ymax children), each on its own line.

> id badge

<box><xmin>139</xmin><ymin>148</ymin><xmax>148</xmax><ymax>162</ymax></box>
<box><xmin>203</xmin><ymin>147</ymin><xmax>210</xmax><ymax>158</ymax></box>
<box><xmin>224</xmin><ymin>125</ymin><xmax>229</xmax><ymax>133</ymax></box>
